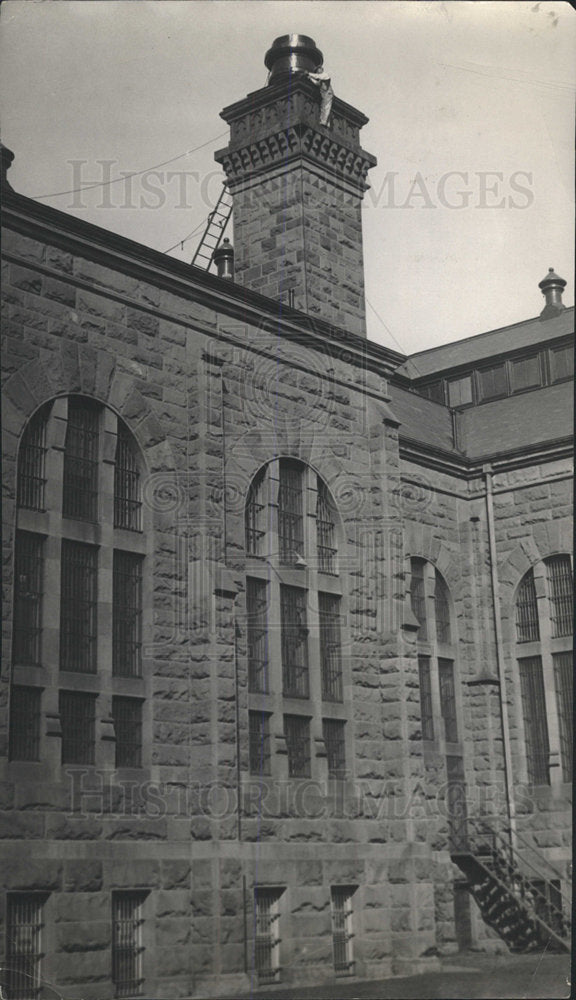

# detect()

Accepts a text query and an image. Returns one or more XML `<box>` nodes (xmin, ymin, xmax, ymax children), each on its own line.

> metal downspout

<box><xmin>483</xmin><ymin>463</ymin><xmax>516</xmax><ymax>847</ymax></box>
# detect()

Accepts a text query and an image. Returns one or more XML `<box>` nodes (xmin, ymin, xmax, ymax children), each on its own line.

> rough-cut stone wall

<box><xmin>230</xmin><ymin>167</ymin><xmax>367</xmax><ymax>336</ymax></box>
<box><xmin>1</xmin><ymin>224</ymin><xmax>443</xmax><ymax>996</ymax></box>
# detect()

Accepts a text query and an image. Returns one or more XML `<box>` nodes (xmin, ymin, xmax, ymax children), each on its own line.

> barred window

<box><xmin>113</xmin><ymin>552</ymin><xmax>143</xmax><ymax>678</ymax></box>
<box><xmin>245</xmin><ymin>467</ymin><xmax>266</xmax><ymax>557</ymax></box>
<box><xmin>60</xmin><ymin>541</ymin><xmax>97</xmax><ymax>673</ymax></box>
<box><xmin>410</xmin><ymin>558</ymin><xmax>427</xmax><ymax>639</ymax></box>
<box><xmin>477</xmin><ymin>363</ymin><xmax>508</xmax><ymax>401</ymax></box>
<box><xmin>112</xmin><ymin>892</ymin><xmax>146</xmax><ymax>998</ymax></box>
<box><xmin>553</xmin><ymin>652</ymin><xmax>573</xmax><ymax>783</ymax></box>
<box><xmin>60</xmin><ymin>691</ymin><xmax>96</xmax><ymax>765</ymax></box>
<box><xmin>319</xmin><ymin>593</ymin><xmax>343</xmax><ymax>702</ymax></box>
<box><xmin>510</xmin><ymin>354</ymin><xmax>542</xmax><ymax>393</ymax></box>
<box><xmin>278</xmin><ymin>460</ymin><xmax>304</xmax><ymax>565</ymax></box>
<box><xmin>284</xmin><ymin>715</ymin><xmax>311</xmax><ymax>778</ymax></box>
<box><xmin>112</xmin><ymin>698</ymin><xmax>143</xmax><ymax>768</ymax></box>
<box><xmin>249</xmin><ymin>711</ymin><xmax>271</xmax><ymax>775</ymax></box>
<box><xmin>418</xmin><ymin>656</ymin><xmax>434</xmax><ymax>741</ymax></box>
<box><xmin>247</xmin><ymin>578</ymin><xmax>269</xmax><ymax>693</ymax></box>
<box><xmin>17</xmin><ymin>407</ymin><xmax>49</xmax><ymax>512</ymax></box>
<box><xmin>114</xmin><ymin>424</ymin><xmax>142</xmax><ymax>531</ymax></box>
<box><xmin>281</xmin><ymin>586</ymin><xmax>309</xmax><ymax>698</ymax></box>
<box><xmin>323</xmin><ymin>719</ymin><xmax>346</xmax><ymax>779</ymax></box>
<box><xmin>439</xmin><ymin>659</ymin><xmax>458</xmax><ymax>743</ymax></box>
<box><xmin>546</xmin><ymin>555</ymin><xmax>573</xmax><ymax>638</ymax></box>
<box><xmin>62</xmin><ymin>399</ymin><xmax>100</xmax><ymax>521</ymax></box>
<box><xmin>518</xmin><ymin>656</ymin><xmax>550</xmax><ymax>785</ymax></box>
<box><xmin>515</xmin><ymin>570</ymin><xmax>540</xmax><ymax>643</ymax></box>
<box><xmin>317</xmin><ymin>478</ymin><xmax>337</xmax><ymax>573</ymax></box>
<box><xmin>331</xmin><ymin>887</ymin><xmax>355</xmax><ymax>976</ymax></box>
<box><xmin>254</xmin><ymin>888</ymin><xmax>282</xmax><ymax>984</ymax></box>
<box><xmin>5</xmin><ymin>893</ymin><xmax>45</xmax><ymax>1000</ymax></box>
<box><xmin>9</xmin><ymin>687</ymin><xmax>41</xmax><ymax>762</ymax></box>
<box><xmin>13</xmin><ymin>532</ymin><xmax>44</xmax><ymax>666</ymax></box>
<box><xmin>434</xmin><ymin>571</ymin><xmax>451</xmax><ymax>644</ymax></box>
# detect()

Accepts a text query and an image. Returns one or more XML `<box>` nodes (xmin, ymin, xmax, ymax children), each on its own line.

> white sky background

<box><xmin>1</xmin><ymin>0</ymin><xmax>574</xmax><ymax>354</ymax></box>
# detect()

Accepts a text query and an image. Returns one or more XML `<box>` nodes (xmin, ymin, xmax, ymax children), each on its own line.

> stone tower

<box><xmin>214</xmin><ymin>34</ymin><xmax>377</xmax><ymax>337</ymax></box>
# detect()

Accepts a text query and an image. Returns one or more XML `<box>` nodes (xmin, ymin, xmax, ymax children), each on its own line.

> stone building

<box><xmin>1</xmin><ymin>34</ymin><xmax>573</xmax><ymax>1000</ymax></box>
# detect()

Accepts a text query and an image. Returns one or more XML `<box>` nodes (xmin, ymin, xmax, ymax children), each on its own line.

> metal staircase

<box><xmin>190</xmin><ymin>183</ymin><xmax>233</xmax><ymax>271</ymax></box>
<box><xmin>450</xmin><ymin>816</ymin><xmax>571</xmax><ymax>953</ymax></box>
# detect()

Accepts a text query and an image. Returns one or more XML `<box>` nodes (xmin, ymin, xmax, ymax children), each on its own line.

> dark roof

<box><xmin>457</xmin><ymin>381</ymin><xmax>573</xmax><ymax>460</ymax></box>
<box><xmin>387</xmin><ymin>384</ymin><xmax>456</xmax><ymax>453</ymax></box>
<box><xmin>397</xmin><ymin>308</ymin><xmax>574</xmax><ymax>380</ymax></box>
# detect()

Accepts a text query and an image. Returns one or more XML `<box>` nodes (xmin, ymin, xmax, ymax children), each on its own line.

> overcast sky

<box><xmin>1</xmin><ymin>1</ymin><xmax>574</xmax><ymax>354</ymax></box>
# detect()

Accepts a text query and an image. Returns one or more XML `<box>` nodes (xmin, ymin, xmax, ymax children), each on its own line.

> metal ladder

<box><xmin>190</xmin><ymin>183</ymin><xmax>233</xmax><ymax>271</ymax></box>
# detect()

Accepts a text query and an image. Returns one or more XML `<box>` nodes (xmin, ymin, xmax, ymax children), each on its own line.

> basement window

<box><xmin>254</xmin><ymin>888</ymin><xmax>283</xmax><ymax>983</ymax></box>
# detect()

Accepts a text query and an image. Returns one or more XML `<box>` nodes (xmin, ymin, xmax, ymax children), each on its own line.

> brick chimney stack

<box><xmin>214</xmin><ymin>35</ymin><xmax>377</xmax><ymax>337</ymax></box>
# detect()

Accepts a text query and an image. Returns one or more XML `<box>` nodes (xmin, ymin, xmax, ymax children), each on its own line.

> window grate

<box><xmin>254</xmin><ymin>889</ymin><xmax>282</xmax><ymax>984</ymax></box>
<box><xmin>13</xmin><ymin>532</ymin><xmax>44</xmax><ymax>666</ymax></box>
<box><xmin>113</xmin><ymin>552</ymin><xmax>143</xmax><ymax>677</ymax></box>
<box><xmin>278</xmin><ymin>460</ymin><xmax>304</xmax><ymax>565</ymax></box>
<box><xmin>62</xmin><ymin>400</ymin><xmax>99</xmax><ymax>521</ymax></box>
<box><xmin>319</xmin><ymin>593</ymin><xmax>343</xmax><ymax>702</ymax></box>
<box><xmin>281</xmin><ymin>586</ymin><xmax>309</xmax><ymax>698</ymax></box>
<box><xmin>439</xmin><ymin>659</ymin><xmax>458</xmax><ymax>742</ymax></box>
<box><xmin>410</xmin><ymin>559</ymin><xmax>427</xmax><ymax>639</ymax></box>
<box><xmin>5</xmin><ymin>894</ymin><xmax>45</xmax><ymax>1000</ymax></box>
<box><xmin>246</xmin><ymin>578</ymin><xmax>269</xmax><ymax>693</ymax></box>
<box><xmin>245</xmin><ymin>468</ymin><xmax>266</xmax><ymax>556</ymax></box>
<box><xmin>114</xmin><ymin>424</ymin><xmax>142</xmax><ymax>531</ymax></box>
<box><xmin>546</xmin><ymin>556</ymin><xmax>573</xmax><ymax>638</ymax></box>
<box><xmin>553</xmin><ymin>652</ymin><xmax>573</xmax><ymax>783</ymax></box>
<box><xmin>59</xmin><ymin>691</ymin><xmax>96</xmax><ymax>765</ymax></box>
<box><xmin>9</xmin><ymin>687</ymin><xmax>41</xmax><ymax>762</ymax></box>
<box><xmin>331</xmin><ymin>887</ymin><xmax>355</xmax><ymax>976</ymax></box>
<box><xmin>249</xmin><ymin>711</ymin><xmax>271</xmax><ymax>775</ymax></box>
<box><xmin>323</xmin><ymin>719</ymin><xmax>346</xmax><ymax>779</ymax></box>
<box><xmin>434</xmin><ymin>571</ymin><xmax>451</xmax><ymax>644</ymax></box>
<box><xmin>515</xmin><ymin>570</ymin><xmax>540</xmax><ymax>643</ymax></box>
<box><xmin>418</xmin><ymin>656</ymin><xmax>434</xmax><ymax>741</ymax></box>
<box><xmin>112</xmin><ymin>698</ymin><xmax>143</xmax><ymax>768</ymax></box>
<box><xmin>112</xmin><ymin>892</ymin><xmax>145</xmax><ymax>998</ymax></box>
<box><xmin>518</xmin><ymin>656</ymin><xmax>550</xmax><ymax>785</ymax></box>
<box><xmin>60</xmin><ymin>541</ymin><xmax>97</xmax><ymax>673</ymax></box>
<box><xmin>317</xmin><ymin>478</ymin><xmax>337</xmax><ymax>573</ymax></box>
<box><xmin>17</xmin><ymin>408</ymin><xmax>48</xmax><ymax>512</ymax></box>
<box><xmin>284</xmin><ymin>715</ymin><xmax>311</xmax><ymax>778</ymax></box>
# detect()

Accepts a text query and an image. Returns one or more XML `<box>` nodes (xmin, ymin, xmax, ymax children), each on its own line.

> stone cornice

<box><xmin>215</xmin><ymin>123</ymin><xmax>376</xmax><ymax>192</ymax></box>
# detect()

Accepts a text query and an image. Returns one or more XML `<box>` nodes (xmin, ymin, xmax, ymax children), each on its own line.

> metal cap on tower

<box><xmin>538</xmin><ymin>267</ymin><xmax>566</xmax><ymax>319</ymax></box>
<box><xmin>264</xmin><ymin>34</ymin><xmax>323</xmax><ymax>83</ymax></box>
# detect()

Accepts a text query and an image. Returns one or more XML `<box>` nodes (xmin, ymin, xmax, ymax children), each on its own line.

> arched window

<box><xmin>244</xmin><ymin>460</ymin><xmax>347</xmax><ymax>782</ymax></box>
<box><xmin>9</xmin><ymin>398</ymin><xmax>147</xmax><ymax>770</ymax></box>
<box><xmin>514</xmin><ymin>556</ymin><xmax>573</xmax><ymax>785</ymax></box>
<box><xmin>410</xmin><ymin>559</ymin><xmax>466</xmax><ymax>859</ymax></box>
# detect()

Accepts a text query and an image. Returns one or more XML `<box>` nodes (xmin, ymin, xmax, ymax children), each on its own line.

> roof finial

<box><xmin>538</xmin><ymin>267</ymin><xmax>566</xmax><ymax>320</ymax></box>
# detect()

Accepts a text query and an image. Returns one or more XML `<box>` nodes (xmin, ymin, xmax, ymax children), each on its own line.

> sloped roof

<box><xmin>387</xmin><ymin>384</ymin><xmax>456</xmax><ymax>453</ymax></box>
<box><xmin>457</xmin><ymin>381</ymin><xmax>573</xmax><ymax>459</ymax></box>
<box><xmin>397</xmin><ymin>308</ymin><xmax>574</xmax><ymax>381</ymax></box>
